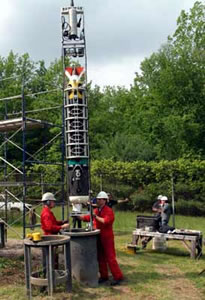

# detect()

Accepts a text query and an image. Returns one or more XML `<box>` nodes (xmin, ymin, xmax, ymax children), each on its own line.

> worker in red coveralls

<box><xmin>40</xmin><ymin>192</ymin><xmax>69</xmax><ymax>271</ymax></box>
<box><xmin>78</xmin><ymin>191</ymin><xmax>123</xmax><ymax>286</ymax></box>
<box><xmin>41</xmin><ymin>192</ymin><xmax>69</xmax><ymax>235</ymax></box>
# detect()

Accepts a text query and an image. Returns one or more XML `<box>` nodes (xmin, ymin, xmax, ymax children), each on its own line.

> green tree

<box><xmin>132</xmin><ymin>1</ymin><xmax>205</xmax><ymax>160</ymax></box>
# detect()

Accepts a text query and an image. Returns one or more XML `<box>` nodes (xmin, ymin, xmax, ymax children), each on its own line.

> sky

<box><xmin>0</xmin><ymin>0</ymin><xmax>197</xmax><ymax>88</ymax></box>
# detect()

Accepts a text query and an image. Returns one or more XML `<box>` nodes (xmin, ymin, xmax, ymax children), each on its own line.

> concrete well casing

<box><xmin>64</xmin><ymin>229</ymin><xmax>100</xmax><ymax>287</ymax></box>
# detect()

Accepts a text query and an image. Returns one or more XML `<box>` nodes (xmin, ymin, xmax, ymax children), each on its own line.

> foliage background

<box><xmin>0</xmin><ymin>2</ymin><xmax>204</xmax><ymax>215</ymax></box>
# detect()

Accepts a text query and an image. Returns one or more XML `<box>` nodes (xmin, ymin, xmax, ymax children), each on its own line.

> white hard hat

<box><xmin>157</xmin><ymin>195</ymin><xmax>163</xmax><ymax>200</ymax></box>
<box><xmin>42</xmin><ymin>192</ymin><xmax>56</xmax><ymax>202</ymax></box>
<box><xmin>161</xmin><ymin>196</ymin><xmax>168</xmax><ymax>201</ymax></box>
<box><xmin>96</xmin><ymin>191</ymin><xmax>108</xmax><ymax>200</ymax></box>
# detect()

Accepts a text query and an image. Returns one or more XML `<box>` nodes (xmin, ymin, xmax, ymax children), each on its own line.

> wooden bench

<box><xmin>131</xmin><ymin>228</ymin><xmax>203</xmax><ymax>259</ymax></box>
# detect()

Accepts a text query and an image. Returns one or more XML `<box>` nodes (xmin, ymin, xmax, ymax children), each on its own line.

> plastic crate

<box><xmin>136</xmin><ymin>215</ymin><xmax>160</xmax><ymax>230</ymax></box>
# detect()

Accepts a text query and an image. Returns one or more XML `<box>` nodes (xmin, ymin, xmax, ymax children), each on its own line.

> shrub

<box><xmin>90</xmin><ymin>159</ymin><xmax>205</xmax><ymax>216</ymax></box>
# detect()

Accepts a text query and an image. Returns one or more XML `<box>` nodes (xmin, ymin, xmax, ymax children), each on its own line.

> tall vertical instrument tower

<box><xmin>61</xmin><ymin>0</ymin><xmax>89</xmax><ymax>213</ymax></box>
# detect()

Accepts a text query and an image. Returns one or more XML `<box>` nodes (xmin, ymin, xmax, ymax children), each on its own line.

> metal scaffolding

<box><xmin>0</xmin><ymin>77</ymin><xmax>66</xmax><ymax>238</ymax></box>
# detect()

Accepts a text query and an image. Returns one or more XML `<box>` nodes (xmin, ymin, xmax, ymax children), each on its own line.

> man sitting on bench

<box><xmin>142</xmin><ymin>195</ymin><xmax>172</xmax><ymax>249</ymax></box>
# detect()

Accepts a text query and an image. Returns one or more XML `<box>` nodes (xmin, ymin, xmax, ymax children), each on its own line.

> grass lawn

<box><xmin>1</xmin><ymin>210</ymin><xmax>205</xmax><ymax>299</ymax></box>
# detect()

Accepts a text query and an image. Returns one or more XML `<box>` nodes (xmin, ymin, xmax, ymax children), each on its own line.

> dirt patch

<box><xmin>0</xmin><ymin>256</ymin><xmax>25</xmax><ymax>286</ymax></box>
<box><xmin>0</xmin><ymin>239</ymin><xmax>42</xmax><ymax>287</ymax></box>
<box><xmin>157</xmin><ymin>265</ymin><xmax>203</xmax><ymax>300</ymax></box>
<box><xmin>0</xmin><ymin>239</ymin><xmax>24</xmax><ymax>258</ymax></box>
<box><xmin>0</xmin><ymin>239</ymin><xmax>42</xmax><ymax>258</ymax></box>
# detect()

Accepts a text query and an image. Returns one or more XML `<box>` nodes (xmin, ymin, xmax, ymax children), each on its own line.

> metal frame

<box><xmin>0</xmin><ymin>79</ymin><xmax>66</xmax><ymax>238</ymax></box>
<box><xmin>61</xmin><ymin>0</ymin><xmax>92</xmax><ymax>228</ymax></box>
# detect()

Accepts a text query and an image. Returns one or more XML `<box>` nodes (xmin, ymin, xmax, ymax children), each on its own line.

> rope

<box><xmin>0</xmin><ymin>217</ymin><xmax>22</xmax><ymax>239</ymax></box>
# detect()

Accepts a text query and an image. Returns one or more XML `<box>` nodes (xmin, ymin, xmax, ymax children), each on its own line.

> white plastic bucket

<box><xmin>152</xmin><ymin>236</ymin><xmax>167</xmax><ymax>251</ymax></box>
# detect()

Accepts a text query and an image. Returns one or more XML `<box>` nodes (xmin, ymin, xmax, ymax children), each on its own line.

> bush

<box><xmin>130</xmin><ymin>192</ymin><xmax>153</xmax><ymax>212</ymax></box>
<box><xmin>175</xmin><ymin>200</ymin><xmax>205</xmax><ymax>216</ymax></box>
<box><xmin>90</xmin><ymin>159</ymin><xmax>205</xmax><ymax>216</ymax></box>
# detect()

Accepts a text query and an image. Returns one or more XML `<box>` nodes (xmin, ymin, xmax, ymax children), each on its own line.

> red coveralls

<box><xmin>41</xmin><ymin>206</ymin><xmax>63</xmax><ymax>235</ymax></box>
<box><xmin>82</xmin><ymin>205</ymin><xmax>123</xmax><ymax>280</ymax></box>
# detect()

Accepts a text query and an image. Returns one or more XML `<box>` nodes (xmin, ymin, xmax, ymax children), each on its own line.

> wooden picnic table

<box><xmin>131</xmin><ymin>228</ymin><xmax>203</xmax><ymax>259</ymax></box>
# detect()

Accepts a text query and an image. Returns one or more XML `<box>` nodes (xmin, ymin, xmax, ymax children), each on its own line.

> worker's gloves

<box><xmin>61</xmin><ymin>223</ymin><xmax>70</xmax><ymax>230</ymax></box>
